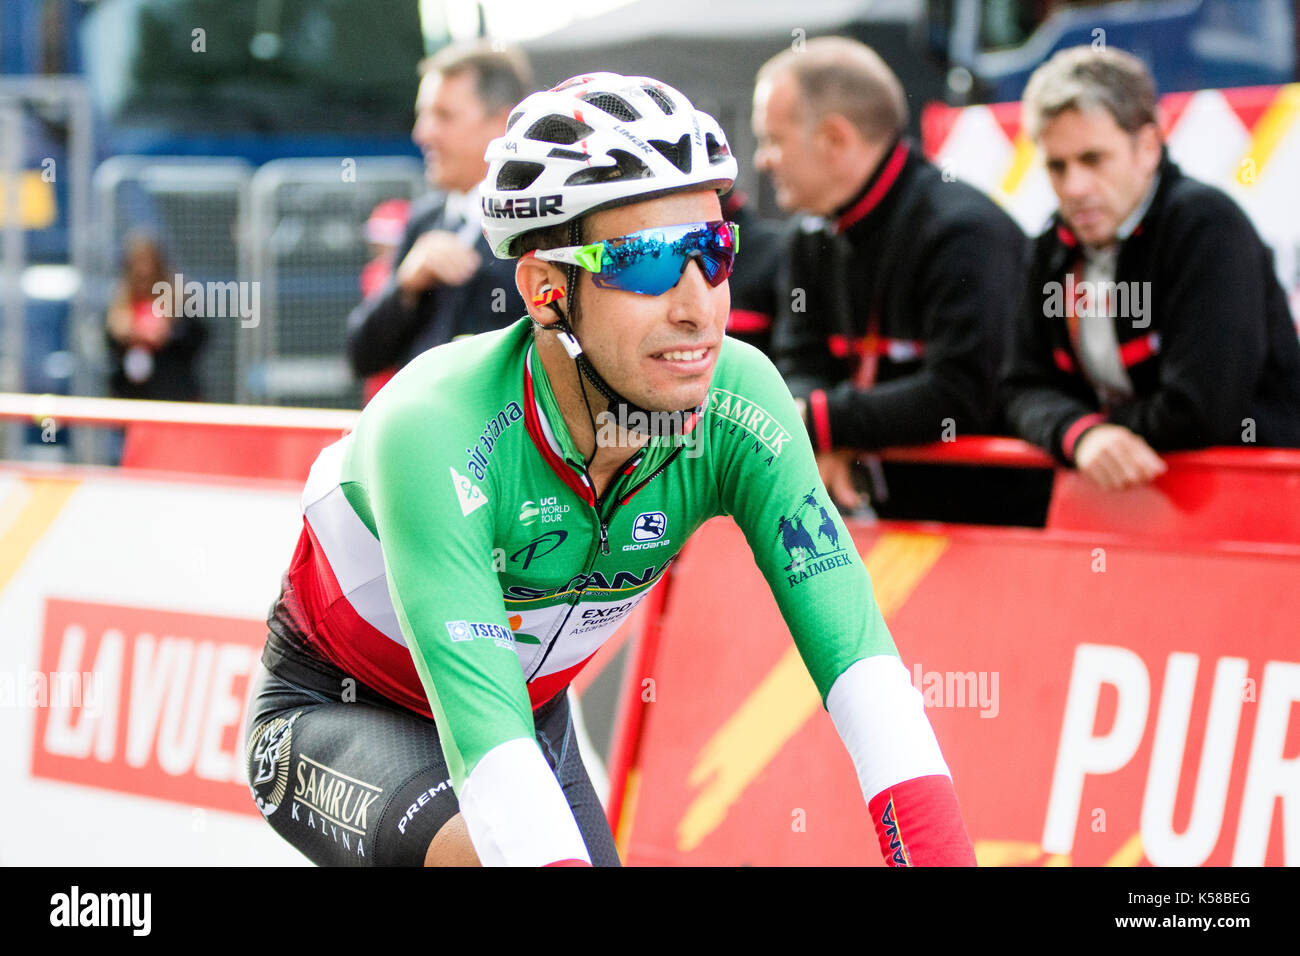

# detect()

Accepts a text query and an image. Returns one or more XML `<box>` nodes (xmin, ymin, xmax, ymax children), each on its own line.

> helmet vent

<box><xmin>650</xmin><ymin>134</ymin><xmax>693</xmax><ymax>174</ymax></box>
<box><xmin>496</xmin><ymin>161</ymin><xmax>545</xmax><ymax>191</ymax></box>
<box><xmin>506</xmin><ymin>110</ymin><xmax>525</xmax><ymax>131</ymax></box>
<box><xmin>705</xmin><ymin>132</ymin><xmax>731</xmax><ymax>165</ymax></box>
<box><xmin>643</xmin><ymin>86</ymin><xmax>676</xmax><ymax>116</ymax></box>
<box><xmin>524</xmin><ymin>114</ymin><xmax>595</xmax><ymax>146</ymax></box>
<box><xmin>564</xmin><ymin>149</ymin><xmax>652</xmax><ymax>186</ymax></box>
<box><xmin>579</xmin><ymin>92</ymin><xmax>640</xmax><ymax>122</ymax></box>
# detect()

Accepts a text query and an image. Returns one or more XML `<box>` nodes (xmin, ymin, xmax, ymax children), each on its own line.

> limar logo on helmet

<box><xmin>481</xmin><ymin>194</ymin><xmax>564</xmax><ymax>220</ymax></box>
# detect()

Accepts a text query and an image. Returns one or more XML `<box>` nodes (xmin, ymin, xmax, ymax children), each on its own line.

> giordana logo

<box><xmin>519</xmin><ymin>496</ymin><xmax>570</xmax><ymax>526</ymax></box>
<box><xmin>632</xmin><ymin>512</ymin><xmax>666</xmax><ymax>542</ymax></box>
<box><xmin>50</xmin><ymin>886</ymin><xmax>151</xmax><ymax>936</ymax></box>
<box><xmin>625</xmin><ymin>512</ymin><xmax>670</xmax><ymax>552</ymax></box>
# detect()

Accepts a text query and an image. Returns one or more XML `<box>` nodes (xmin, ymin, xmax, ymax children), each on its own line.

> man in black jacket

<box><xmin>346</xmin><ymin>42</ymin><xmax>531</xmax><ymax>384</ymax></box>
<box><xmin>753</xmin><ymin>37</ymin><xmax>1033</xmax><ymax>522</ymax></box>
<box><xmin>1003</xmin><ymin>46</ymin><xmax>1300</xmax><ymax>490</ymax></box>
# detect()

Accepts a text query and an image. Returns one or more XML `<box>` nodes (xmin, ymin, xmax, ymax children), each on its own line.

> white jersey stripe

<box><xmin>301</xmin><ymin>437</ymin><xmax>405</xmax><ymax>645</ymax></box>
<box><xmin>459</xmin><ymin>736</ymin><xmax>591</xmax><ymax>866</ymax></box>
<box><xmin>525</xmin><ymin>347</ymin><xmax>565</xmax><ymax>459</ymax></box>
<box><xmin>827</xmin><ymin>655</ymin><xmax>951</xmax><ymax>802</ymax></box>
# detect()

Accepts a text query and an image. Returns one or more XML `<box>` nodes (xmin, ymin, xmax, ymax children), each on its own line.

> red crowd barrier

<box><xmin>609</xmin><ymin>443</ymin><xmax>1300</xmax><ymax>866</ymax></box>
<box><xmin>5</xmin><ymin>396</ymin><xmax>1295</xmax><ymax>866</ymax></box>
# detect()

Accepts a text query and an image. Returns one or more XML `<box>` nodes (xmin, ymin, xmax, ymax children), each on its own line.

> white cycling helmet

<box><xmin>481</xmin><ymin>72</ymin><xmax>738</xmax><ymax>258</ymax></box>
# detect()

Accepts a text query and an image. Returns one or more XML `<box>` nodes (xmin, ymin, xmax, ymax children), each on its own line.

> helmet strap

<box><xmin>545</xmin><ymin>222</ymin><xmax>700</xmax><ymax>455</ymax></box>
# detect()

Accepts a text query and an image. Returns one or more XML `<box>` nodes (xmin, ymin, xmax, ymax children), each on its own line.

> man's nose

<box><xmin>667</xmin><ymin>257</ymin><xmax>721</xmax><ymax>324</ymax></box>
<box><xmin>1059</xmin><ymin>162</ymin><xmax>1093</xmax><ymax>200</ymax></box>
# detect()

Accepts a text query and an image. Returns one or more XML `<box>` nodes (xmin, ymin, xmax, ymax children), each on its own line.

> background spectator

<box><xmin>346</xmin><ymin>41</ymin><xmax>532</xmax><ymax>382</ymax></box>
<box><xmin>357</xmin><ymin>197</ymin><xmax>412</xmax><ymax>404</ymax></box>
<box><xmin>1002</xmin><ymin>46</ymin><xmax>1300</xmax><ymax>491</ymax></box>
<box><xmin>718</xmin><ymin>187</ymin><xmax>787</xmax><ymax>356</ymax></box>
<box><xmin>753</xmin><ymin>37</ymin><xmax>1035</xmax><ymax>523</ymax></box>
<box><xmin>105</xmin><ymin>232</ymin><xmax>205</xmax><ymax>403</ymax></box>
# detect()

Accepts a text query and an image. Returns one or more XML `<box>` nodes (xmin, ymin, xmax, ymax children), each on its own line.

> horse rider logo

<box><xmin>777</xmin><ymin>489</ymin><xmax>843</xmax><ymax>572</ymax></box>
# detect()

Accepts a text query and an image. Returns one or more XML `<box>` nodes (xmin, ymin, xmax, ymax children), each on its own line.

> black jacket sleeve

<box><xmin>771</xmin><ymin>225</ymin><xmax>844</xmax><ymax>400</ymax></box>
<box><xmin>345</xmin><ymin>199</ymin><xmax>443</xmax><ymax>378</ymax></box>
<box><xmin>1105</xmin><ymin>201</ymin><xmax>1268</xmax><ymax>450</ymax></box>
<box><xmin>1000</xmin><ymin>246</ymin><xmax>1102</xmax><ymax>464</ymax></box>
<box><xmin>825</xmin><ymin>219</ymin><xmax>1025</xmax><ymax>450</ymax></box>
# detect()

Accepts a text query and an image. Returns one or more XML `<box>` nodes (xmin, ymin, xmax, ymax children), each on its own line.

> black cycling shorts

<box><xmin>242</xmin><ymin>641</ymin><xmax>620</xmax><ymax>867</ymax></box>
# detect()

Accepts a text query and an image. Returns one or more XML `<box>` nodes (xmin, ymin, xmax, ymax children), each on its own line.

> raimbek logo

<box><xmin>778</xmin><ymin>488</ymin><xmax>851</xmax><ymax>587</ymax></box>
<box><xmin>247</xmin><ymin>711</ymin><xmax>302</xmax><ymax>818</ymax></box>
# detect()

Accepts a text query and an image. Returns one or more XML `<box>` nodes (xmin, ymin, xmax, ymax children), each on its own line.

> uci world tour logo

<box><xmin>778</xmin><ymin>488</ymin><xmax>852</xmax><ymax>588</ymax></box>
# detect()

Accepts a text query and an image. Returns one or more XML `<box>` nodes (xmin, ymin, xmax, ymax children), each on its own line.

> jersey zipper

<box><xmin>524</xmin><ymin>445</ymin><xmax>671</xmax><ymax>681</ymax></box>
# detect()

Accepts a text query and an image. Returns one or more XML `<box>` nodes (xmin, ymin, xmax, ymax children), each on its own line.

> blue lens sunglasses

<box><xmin>533</xmin><ymin>219</ymin><xmax>740</xmax><ymax>296</ymax></box>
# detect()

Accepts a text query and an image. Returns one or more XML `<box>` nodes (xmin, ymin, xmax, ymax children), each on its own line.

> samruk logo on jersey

<box><xmin>708</xmin><ymin>388</ymin><xmax>790</xmax><ymax>465</ymax></box>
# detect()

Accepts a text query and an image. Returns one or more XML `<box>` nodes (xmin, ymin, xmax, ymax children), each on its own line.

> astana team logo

<box><xmin>777</xmin><ymin>489</ymin><xmax>847</xmax><ymax>585</ymax></box>
<box><xmin>247</xmin><ymin>711</ymin><xmax>301</xmax><ymax>818</ymax></box>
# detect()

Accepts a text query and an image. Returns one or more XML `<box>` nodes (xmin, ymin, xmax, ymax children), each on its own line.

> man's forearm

<box><xmin>808</xmin><ymin>370</ymin><xmax>988</xmax><ymax>451</ymax></box>
<box><xmin>346</xmin><ymin>278</ymin><xmax>430</xmax><ymax>378</ymax></box>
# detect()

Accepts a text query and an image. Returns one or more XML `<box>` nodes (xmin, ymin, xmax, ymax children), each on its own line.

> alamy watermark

<box><xmin>1043</xmin><ymin>275</ymin><xmax>1152</xmax><ymax>329</ymax></box>
<box><xmin>0</xmin><ymin>668</ymin><xmax>104</xmax><ymax>714</ymax></box>
<box><xmin>594</xmin><ymin>406</ymin><xmax>704</xmax><ymax>457</ymax></box>
<box><xmin>911</xmin><ymin>662</ymin><xmax>999</xmax><ymax>718</ymax></box>
<box><xmin>153</xmin><ymin>273</ymin><xmax>260</xmax><ymax>328</ymax></box>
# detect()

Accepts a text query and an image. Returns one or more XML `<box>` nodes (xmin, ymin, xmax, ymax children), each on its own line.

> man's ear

<box><xmin>1135</xmin><ymin>122</ymin><xmax>1163</xmax><ymax>174</ymax></box>
<box><xmin>516</xmin><ymin>254</ymin><xmax>568</xmax><ymax>326</ymax></box>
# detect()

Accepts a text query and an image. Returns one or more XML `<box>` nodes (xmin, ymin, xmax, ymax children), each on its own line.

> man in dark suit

<box><xmin>347</xmin><ymin>42</ymin><xmax>532</xmax><ymax>384</ymax></box>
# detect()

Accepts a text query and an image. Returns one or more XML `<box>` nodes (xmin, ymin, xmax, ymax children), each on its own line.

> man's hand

<box><xmin>396</xmin><ymin>230</ymin><xmax>482</xmax><ymax>302</ymax></box>
<box><xmin>1073</xmin><ymin>423</ymin><xmax>1167</xmax><ymax>490</ymax></box>
<box><xmin>818</xmin><ymin>449</ymin><xmax>863</xmax><ymax>510</ymax></box>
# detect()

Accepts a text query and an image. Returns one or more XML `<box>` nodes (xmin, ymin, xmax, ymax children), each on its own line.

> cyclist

<box><xmin>244</xmin><ymin>72</ymin><xmax>977</xmax><ymax>867</ymax></box>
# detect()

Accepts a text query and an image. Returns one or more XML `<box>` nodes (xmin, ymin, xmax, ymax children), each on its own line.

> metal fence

<box><xmin>91</xmin><ymin>155</ymin><xmax>424</xmax><ymax>412</ymax></box>
<box><xmin>246</xmin><ymin>158</ymin><xmax>425</xmax><ymax>408</ymax></box>
<box><xmin>0</xmin><ymin>76</ymin><xmax>93</xmax><ymax>462</ymax></box>
<box><xmin>93</xmin><ymin>157</ymin><xmax>253</xmax><ymax>405</ymax></box>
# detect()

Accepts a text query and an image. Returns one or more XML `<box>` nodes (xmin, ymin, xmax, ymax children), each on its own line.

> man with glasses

<box><xmin>245</xmin><ymin>74</ymin><xmax>976</xmax><ymax>867</ymax></box>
